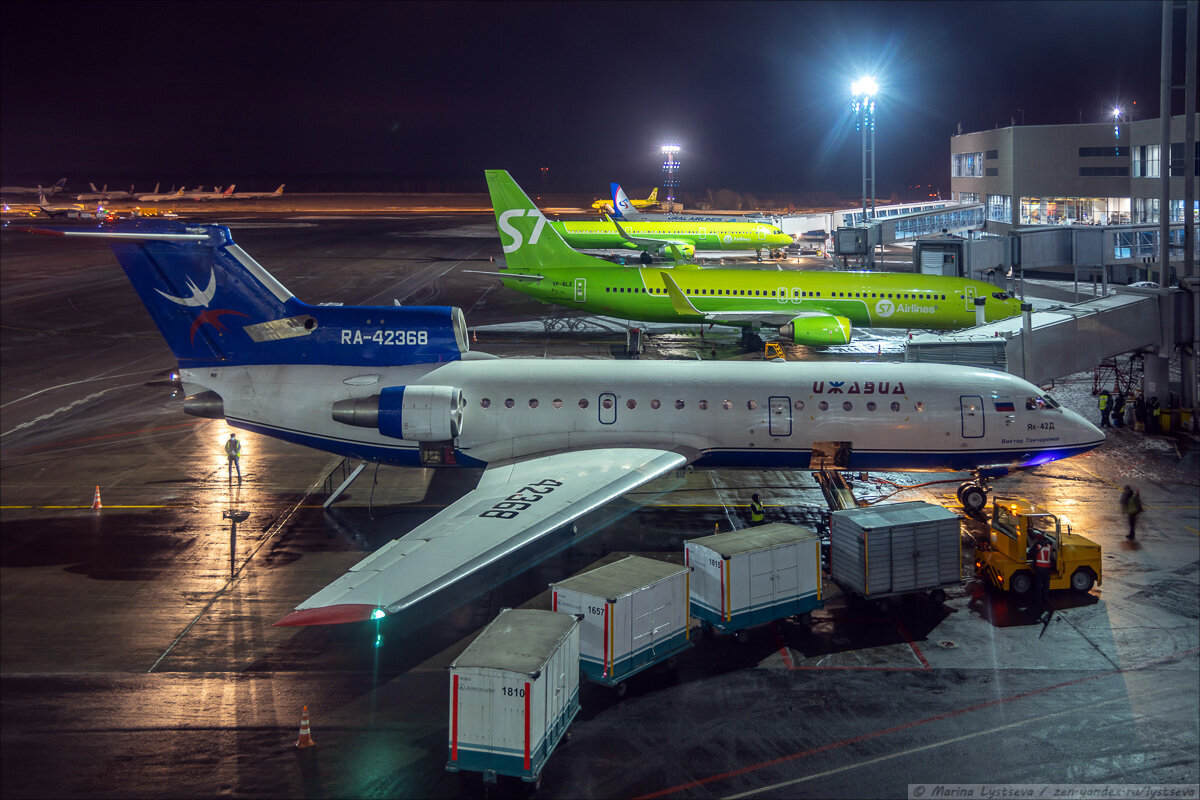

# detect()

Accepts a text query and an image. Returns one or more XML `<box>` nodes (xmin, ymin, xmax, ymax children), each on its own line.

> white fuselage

<box><xmin>185</xmin><ymin>357</ymin><xmax>1103</xmax><ymax>473</ymax></box>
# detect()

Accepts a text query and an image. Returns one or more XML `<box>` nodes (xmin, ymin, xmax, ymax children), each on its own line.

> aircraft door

<box><xmin>960</xmin><ymin>395</ymin><xmax>984</xmax><ymax>438</ymax></box>
<box><xmin>769</xmin><ymin>396</ymin><xmax>792</xmax><ymax>436</ymax></box>
<box><xmin>598</xmin><ymin>392</ymin><xmax>617</xmax><ymax>425</ymax></box>
<box><xmin>574</xmin><ymin>278</ymin><xmax>586</xmax><ymax>303</ymax></box>
<box><xmin>698</xmin><ymin>226</ymin><xmax>707</xmax><ymax>243</ymax></box>
<box><xmin>963</xmin><ymin>285</ymin><xmax>976</xmax><ymax>313</ymax></box>
<box><xmin>757</xmin><ymin>225</ymin><xmax>766</xmax><ymax>241</ymax></box>
<box><xmin>777</xmin><ymin>286</ymin><xmax>788</xmax><ymax>304</ymax></box>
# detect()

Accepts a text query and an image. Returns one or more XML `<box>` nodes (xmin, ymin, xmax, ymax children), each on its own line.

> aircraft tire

<box><xmin>961</xmin><ymin>484</ymin><xmax>987</xmax><ymax>513</ymax></box>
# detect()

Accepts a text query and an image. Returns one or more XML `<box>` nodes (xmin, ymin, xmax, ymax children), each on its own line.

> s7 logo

<box><xmin>498</xmin><ymin>209</ymin><xmax>547</xmax><ymax>253</ymax></box>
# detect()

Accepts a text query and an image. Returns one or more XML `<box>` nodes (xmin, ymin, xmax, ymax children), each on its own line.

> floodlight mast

<box><xmin>852</xmin><ymin>77</ymin><xmax>878</xmax><ymax>223</ymax></box>
<box><xmin>661</xmin><ymin>144</ymin><xmax>681</xmax><ymax>206</ymax></box>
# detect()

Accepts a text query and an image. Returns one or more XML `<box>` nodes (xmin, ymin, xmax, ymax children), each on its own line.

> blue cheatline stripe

<box><xmin>228</xmin><ymin>415</ymin><xmax>1101</xmax><ymax>474</ymax></box>
<box><xmin>580</xmin><ymin>631</ymin><xmax>690</xmax><ymax>682</ymax></box>
<box><xmin>692</xmin><ymin>592</ymin><xmax>822</xmax><ymax>631</ymax></box>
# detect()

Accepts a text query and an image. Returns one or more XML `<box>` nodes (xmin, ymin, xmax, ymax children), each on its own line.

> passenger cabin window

<box><xmin>651</xmin><ymin>399</ymin><xmax>661</xmax><ymax>409</ymax></box>
<box><xmin>818</xmin><ymin>401</ymin><xmax>829</xmax><ymax>411</ymax></box>
<box><xmin>794</xmin><ymin>400</ymin><xmax>805</xmax><ymax>411</ymax></box>
<box><xmin>504</xmin><ymin>398</ymin><xmax>514</xmax><ymax>409</ymax></box>
<box><xmin>552</xmin><ymin>399</ymin><xmax>563</xmax><ymax>408</ymax></box>
<box><xmin>529</xmin><ymin>399</ymin><xmax>538</xmax><ymax>408</ymax></box>
<box><xmin>579</xmin><ymin>399</ymin><xmax>589</xmax><ymax>409</ymax></box>
<box><xmin>481</xmin><ymin>398</ymin><xmax>491</xmax><ymax>408</ymax></box>
<box><xmin>675</xmin><ymin>400</ymin><xmax>685</xmax><ymax>409</ymax></box>
<box><xmin>890</xmin><ymin>402</ymin><xmax>901</xmax><ymax>411</ymax></box>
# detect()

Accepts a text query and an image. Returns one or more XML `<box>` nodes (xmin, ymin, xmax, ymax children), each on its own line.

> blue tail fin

<box><xmin>35</xmin><ymin>220</ymin><xmax>467</xmax><ymax>369</ymax></box>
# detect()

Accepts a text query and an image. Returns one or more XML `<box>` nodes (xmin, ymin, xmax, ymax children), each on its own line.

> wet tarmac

<box><xmin>2</xmin><ymin>207</ymin><xmax>1197</xmax><ymax>798</ymax></box>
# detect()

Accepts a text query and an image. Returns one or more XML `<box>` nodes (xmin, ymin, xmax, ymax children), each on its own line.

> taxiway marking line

<box><xmin>14</xmin><ymin>420</ymin><xmax>206</xmax><ymax>451</ymax></box>
<box><xmin>720</xmin><ymin>690</ymin><xmax>1172</xmax><ymax>800</ymax></box>
<box><xmin>0</xmin><ymin>367</ymin><xmax>162</xmax><ymax>409</ymax></box>
<box><xmin>633</xmin><ymin>647</ymin><xmax>1200</xmax><ymax>800</ymax></box>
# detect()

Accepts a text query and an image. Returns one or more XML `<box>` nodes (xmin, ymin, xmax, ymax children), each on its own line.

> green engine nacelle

<box><xmin>778</xmin><ymin>315</ymin><xmax>852</xmax><ymax>345</ymax></box>
<box><xmin>657</xmin><ymin>242</ymin><xmax>695</xmax><ymax>261</ymax></box>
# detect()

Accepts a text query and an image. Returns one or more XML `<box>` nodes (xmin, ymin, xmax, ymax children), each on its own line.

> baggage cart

<box><xmin>686</xmin><ymin>523</ymin><xmax>823</xmax><ymax>639</ymax></box>
<box><xmin>446</xmin><ymin>609</ymin><xmax>580</xmax><ymax>786</ymax></box>
<box><xmin>551</xmin><ymin>555</ymin><xmax>691</xmax><ymax>689</ymax></box>
<box><xmin>830</xmin><ymin>501</ymin><xmax>962</xmax><ymax>605</ymax></box>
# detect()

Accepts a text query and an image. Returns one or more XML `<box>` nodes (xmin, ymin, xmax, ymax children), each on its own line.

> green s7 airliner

<box><xmin>548</xmin><ymin>215</ymin><xmax>794</xmax><ymax>261</ymax></box>
<box><xmin>483</xmin><ymin>171</ymin><xmax>1024</xmax><ymax>346</ymax></box>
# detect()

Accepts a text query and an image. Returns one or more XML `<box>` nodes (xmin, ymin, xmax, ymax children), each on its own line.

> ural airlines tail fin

<box><xmin>24</xmin><ymin>221</ymin><xmax>467</xmax><ymax>369</ymax></box>
<box><xmin>611</xmin><ymin>184</ymin><xmax>643</xmax><ymax>220</ymax></box>
<box><xmin>484</xmin><ymin>170</ymin><xmax>600</xmax><ymax>272</ymax></box>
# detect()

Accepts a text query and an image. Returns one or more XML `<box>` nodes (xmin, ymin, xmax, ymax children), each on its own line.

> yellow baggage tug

<box><xmin>975</xmin><ymin>497</ymin><xmax>1102</xmax><ymax>595</ymax></box>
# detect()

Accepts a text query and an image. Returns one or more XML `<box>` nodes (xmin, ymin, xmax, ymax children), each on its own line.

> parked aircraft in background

<box><xmin>135</xmin><ymin>185</ymin><xmax>186</xmax><ymax>202</ymax></box>
<box><xmin>184</xmin><ymin>185</ymin><xmax>235</xmax><ymax>201</ymax></box>
<box><xmin>233</xmin><ymin>184</ymin><xmax>286</xmax><ymax>200</ymax></box>
<box><xmin>36</xmin><ymin>189</ymin><xmax>102</xmax><ymax>219</ymax></box>
<box><xmin>477</xmin><ymin>171</ymin><xmax>1023</xmax><ymax>346</ymax></box>
<box><xmin>76</xmin><ymin>183</ymin><xmax>135</xmax><ymax>201</ymax></box>
<box><xmin>550</xmin><ymin>212</ymin><xmax>792</xmax><ymax>262</ymax></box>
<box><xmin>1</xmin><ymin>178</ymin><xmax>67</xmax><ymax>196</ymax></box>
<box><xmin>591</xmin><ymin>184</ymin><xmax>658</xmax><ymax>214</ymax></box>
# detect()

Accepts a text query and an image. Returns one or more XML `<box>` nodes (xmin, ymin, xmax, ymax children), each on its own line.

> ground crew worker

<box><xmin>1134</xmin><ymin>392</ymin><xmax>1147</xmax><ymax>431</ymax></box>
<box><xmin>225</xmin><ymin>432</ymin><xmax>242</xmax><ymax>483</ymax></box>
<box><xmin>1112</xmin><ymin>389</ymin><xmax>1126</xmax><ymax>429</ymax></box>
<box><xmin>1029</xmin><ymin>533</ymin><xmax>1054</xmax><ymax>616</ymax></box>
<box><xmin>1098</xmin><ymin>389</ymin><xmax>1111</xmax><ymax>427</ymax></box>
<box><xmin>750</xmin><ymin>493</ymin><xmax>765</xmax><ymax>525</ymax></box>
<box><xmin>1148</xmin><ymin>396</ymin><xmax>1161</xmax><ymax>434</ymax></box>
<box><xmin>1120</xmin><ymin>485</ymin><xmax>1143</xmax><ymax>540</ymax></box>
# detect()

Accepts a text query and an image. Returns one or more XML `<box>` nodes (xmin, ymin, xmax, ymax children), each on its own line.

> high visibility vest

<box><xmin>1099</xmin><ymin>395</ymin><xmax>1109</xmax><ymax>410</ymax></box>
<box><xmin>225</xmin><ymin>439</ymin><xmax>241</xmax><ymax>458</ymax></box>
<box><xmin>750</xmin><ymin>500</ymin><xmax>765</xmax><ymax>522</ymax></box>
<box><xmin>1034</xmin><ymin>543</ymin><xmax>1052</xmax><ymax>569</ymax></box>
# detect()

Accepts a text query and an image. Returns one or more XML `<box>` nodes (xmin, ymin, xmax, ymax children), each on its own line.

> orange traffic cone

<box><xmin>91</xmin><ymin>486</ymin><xmax>102</xmax><ymax>510</ymax></box>
<box><xmin>295</xmin><ymin>705</ymin><xmax>315</xmax><ymax>748</ymax></box>
<box><xmin>472</xmin><ymin>329</ymin><xmax>477</xmax><ymax>342</ymax></box>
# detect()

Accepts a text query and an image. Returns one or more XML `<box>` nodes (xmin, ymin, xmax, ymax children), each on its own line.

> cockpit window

<box><xmin>992</xmin><ymin>291</ymin><xmax>1012</xmax><ymax>301</ymax></box>
<box><xmin>1026</xmin><ymin>395</ymin><xmax>1061</xmax><ymax>411</ymax></box>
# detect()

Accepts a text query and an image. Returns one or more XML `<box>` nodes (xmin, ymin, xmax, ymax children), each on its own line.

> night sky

<box><xmin>0</xmin><ymin>1</ymin><xmax>1179</xmax><ymax>200</ymax></box>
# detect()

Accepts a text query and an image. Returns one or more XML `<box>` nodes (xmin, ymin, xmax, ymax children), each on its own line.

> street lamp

<box><xmin>852</xmin><ymin>76</ymin><xmax>878</xmax><ymax>222</ymax></box>
<box><xmin>661</xmin><ymin>144</ymin><xmax>681</xmax><ymax>207</ymax></box>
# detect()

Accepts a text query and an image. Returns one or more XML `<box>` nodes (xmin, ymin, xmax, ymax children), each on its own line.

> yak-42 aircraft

<box><xmin>24</xmin><ymin>170</ymin><xmax>1103</xmax><ymax>626</ymax></box>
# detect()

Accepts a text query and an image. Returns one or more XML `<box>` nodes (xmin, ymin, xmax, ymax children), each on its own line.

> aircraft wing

<box><xmin>275</xmin><ymin>447</ymin><xmax>690</xmax><ymax>626</ymax></box>
<box><xmin>605</xmin><ymin>215</ymin><xmax>690</xmax><ymax>261</ymax></box>
<box><xmin>658</xmin><ymin>271</ymin><xmax>814</xmax><ymax>326</ymax></box>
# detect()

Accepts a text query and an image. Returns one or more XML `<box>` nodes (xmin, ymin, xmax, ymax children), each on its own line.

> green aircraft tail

<box><xmin>485</xmin><ymin>170</ymin><xmax>599</xmax><ymax>273</ymax></box>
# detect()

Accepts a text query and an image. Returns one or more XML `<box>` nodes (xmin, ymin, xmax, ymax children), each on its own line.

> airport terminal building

<box><xmin>949</xmin><ymin>113</ymin><xmax>1198</xmax><ymax>233</ymax></box>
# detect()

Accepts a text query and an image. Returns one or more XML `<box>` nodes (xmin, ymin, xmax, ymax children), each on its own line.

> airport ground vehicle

<box><xmin>830</xmin><ymin>501</ymin><xmax>963</xmax><ymax>606</ymax></box>
<box><xmin>551</xmin><ymin>556</ymin><xmax>691</xmax><ymax>692</ymax></box>
<box><xmin>974</xmin><ymin>497</ymin><xmax>1102</xmax><ymax>594</ymax></box>
<box><xmin>446</xmin><ymin>609</ymin><xmax>579</xmax><ymax>788</ymax></box>
<box><xmin>686</xmin><ymin>523</ymin><xmax>823</xmax><ymax>641</ymax></box>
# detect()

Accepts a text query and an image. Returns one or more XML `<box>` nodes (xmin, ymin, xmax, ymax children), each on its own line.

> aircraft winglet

<box><xmin>658</xmin><ymin>271</ymin><xmax>706</xmax><ymax>318</ymax></box>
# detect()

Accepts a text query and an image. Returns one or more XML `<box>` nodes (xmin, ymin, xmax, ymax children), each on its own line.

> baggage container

<box><xmin>830</xmin><ymin>501</ymin><xmax>961</xmax><ymax>603</ymax></box>
<box><xmin>686</xmin><ymin>523</ymin><xmax>823</xmax><ymax>635</ymax></box>
<box><xmin>447</xmin><ymin>609</ymin><xmax>580</xmax><ymax>785</ymax></box>
<box><xmin>551</xmin><ymin>555</ymin><xmax>691</xmax><ymax>687</ymax></box>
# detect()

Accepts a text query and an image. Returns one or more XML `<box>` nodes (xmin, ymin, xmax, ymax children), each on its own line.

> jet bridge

<box><xmin>905</xmin><ymin>287</ymin><xmax>1193</xmax><ymax>388</ymax></box>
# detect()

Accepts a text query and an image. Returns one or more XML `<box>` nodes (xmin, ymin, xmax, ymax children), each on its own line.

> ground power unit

<box><xmin>686</xmin><ymin>523</ymin><xmax>823</xmax><ymax>637</ymax></box>
<box><xmin>551</xmin><ymin>555</ymin><xmax>691</xmax><ymax>688</ymax></box>
<box><xmin>446</xmin><ymin>609</ymin><xmax>580</xmax><ymax>786</ymax></box>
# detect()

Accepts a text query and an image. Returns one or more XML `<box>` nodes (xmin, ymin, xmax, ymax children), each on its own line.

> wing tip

<box><xmin>273</xmin><ymin>604</ymin><xmax>379</xmax><ymax>627</ymax></box>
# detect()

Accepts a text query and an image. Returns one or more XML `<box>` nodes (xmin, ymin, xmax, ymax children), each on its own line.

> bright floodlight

<box><xmin>1111</xmin><ymin>106</ymin><xmax>1122</xmax><ymax>119</ymax></box>
<box><xmin>851</xmin><ymin>76</ymin><xmax>879</xmax><ymax>97</ymax></box>
<box><xmin>661</xmin><ymin>144</ymin><xmax>680</xmax><ymax>155</ymax></box>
